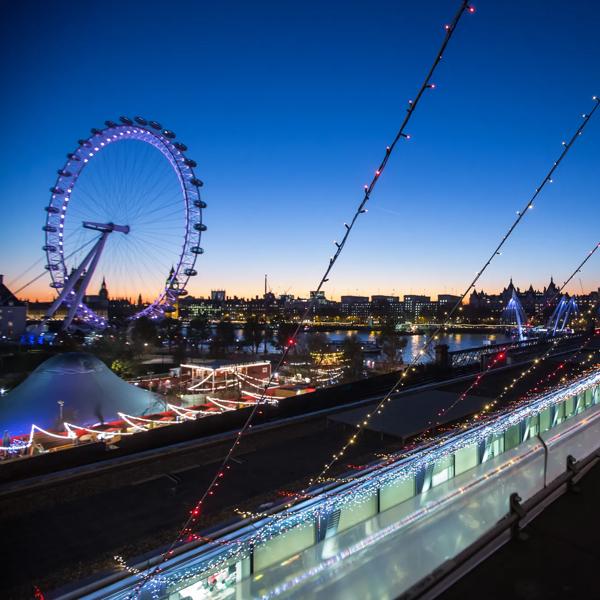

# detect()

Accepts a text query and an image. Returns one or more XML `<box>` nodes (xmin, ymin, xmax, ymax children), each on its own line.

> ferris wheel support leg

<box><xmin>43</xmin><ymin>236</ymin><xmax>105</xmax><ymax>324</ymax></box>
<box><xmin>63</xmin><ymin>232</ymin><xmax>110</xmax><ymax>330</ymax></box>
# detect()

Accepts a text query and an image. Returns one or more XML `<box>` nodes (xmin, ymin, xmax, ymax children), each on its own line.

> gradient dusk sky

<box><xmin>0</xmin><ymin>0</ymin><xmax>599</xmax><ymax>302</ymax></box>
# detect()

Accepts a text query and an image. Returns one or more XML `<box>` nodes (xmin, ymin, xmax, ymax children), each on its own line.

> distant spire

<box><xmin>99</xmin><ymin>276</ymin><xmax>108</xmax><ymax>300</ymax></box>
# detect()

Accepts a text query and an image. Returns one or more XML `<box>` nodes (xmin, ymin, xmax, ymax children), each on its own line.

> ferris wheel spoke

<box><xmin>125</xmin><ymin>241</ymin><xmax>174</xmax><ymax>292</ymax></box>
<box><xmin>133</xmin><ymin>174</ymin><xmax>181</xmax><ymax>221</ymax></box>
<box><xmin>134</xmin><ymin>196</ymin><xmax>187</xmax><ymax>225</ymax></box>
<box><xmin>126</xmin><ymin>233</ymin><xmax>175</xmax><ymax>274</ymax></box>
<box><xmin>66</xmin><ymin>193</ymin><xmax>106</xmax><ymax>223</ymax></box>
<box><xmin>135</xmin><ymin>234</ymin><xmax>186</xmax><ymax>251</ymax></box>
<box><xmin>128</xmin><ymin>144</ymin><xmax>166</xmax><ymax>213</ymax></box>
<box><xmin>131</xmin><ymin>241</ymin><xmax>185</xmax><ymax>264</ymax></box>
<box><xmin>125</xmin><ymin>167</ymin><xmax>178</xmax><ymax>225</ymax></box>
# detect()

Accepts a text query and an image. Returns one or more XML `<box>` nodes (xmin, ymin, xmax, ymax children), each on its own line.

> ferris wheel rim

<box><xmin>43</xmin><ymin>116</ymin><xmax>206</xmax><ymax>325</ymax></box>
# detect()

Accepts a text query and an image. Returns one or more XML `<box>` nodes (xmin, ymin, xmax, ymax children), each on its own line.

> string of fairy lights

<box><xmin>127</xmin><ymin>368</ymin><xmax>600</xmax><ymax>597</ymax></box>
<box><xmin>295</xmin><ymin>97</ymin><xmax>600</xmax><ymax>497</ymax></box>
<box><xmin>118</xmin><ymin>16</ymin><xmax>600</xmax><ymax>600</ymax></box>
<box><xmin>132</xmin><ymin>1</ymin><xmax>477</xmax><ymax>591</ymax></box>
<box><xmin>131</xmin><ymin>7</ymin><xmax>600</xmax><ymax>593</ymax></box>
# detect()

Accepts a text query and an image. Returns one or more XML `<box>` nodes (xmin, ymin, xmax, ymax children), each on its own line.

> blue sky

<box><xmin>0</xmin><ymin>0</ymin><xmax>598</xmax><ymax>301</ymax></box>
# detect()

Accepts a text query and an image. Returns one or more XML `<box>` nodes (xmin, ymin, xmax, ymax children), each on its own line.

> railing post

<box><xmin>566</xmin><ymin>454</ymin><xmax>580</xmax><ymax>493</ymax></box>
<box><xmin>509</xmin><ymin>492</ymin><xmax>528</xmax><ymax>541</ymax></box>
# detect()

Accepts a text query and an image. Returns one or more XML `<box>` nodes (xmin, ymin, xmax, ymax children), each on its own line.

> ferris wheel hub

<box><xmin>82</xmin><ymin>221</ymin><xmax>130</xmax><ymax>234</ymax></box>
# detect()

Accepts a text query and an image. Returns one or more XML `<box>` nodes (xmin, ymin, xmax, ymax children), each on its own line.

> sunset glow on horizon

<box><xmin>1</xmin><ymin>1</ymin><xmax>598</xmax><ymax>305</ymax></box>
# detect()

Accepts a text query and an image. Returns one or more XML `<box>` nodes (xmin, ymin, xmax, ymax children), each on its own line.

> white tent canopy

<box><xmin>0</xmin><ymin>352</ymin><xmax>164</xmax><ymax>436</ymax></box>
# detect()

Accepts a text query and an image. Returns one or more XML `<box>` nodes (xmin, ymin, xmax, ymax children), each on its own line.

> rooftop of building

<box><xmin>0</xmin><ymin>274</ymin><xmax>25</xmax><ymax>307</ymax></box>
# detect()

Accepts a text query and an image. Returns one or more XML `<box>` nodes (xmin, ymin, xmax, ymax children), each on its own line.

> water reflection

<box><xmin>228</xmin><ymin>328</ymin><xmax>510</xmax><ymax>362</ymax></box>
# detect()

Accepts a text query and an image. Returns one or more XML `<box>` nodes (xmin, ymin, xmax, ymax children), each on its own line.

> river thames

<box><xmin>229</xmin><ymin>328</ymin><xmax>511</xmax><ymax>363</ymax></box>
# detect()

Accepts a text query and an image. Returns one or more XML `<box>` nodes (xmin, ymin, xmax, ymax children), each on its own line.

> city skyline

<box><xmin>1</xmin><ymin>1</ymin><xmax>599</xmax><ymax>303</ymax></box>
<box><xmin>11</xmin><ymin>272</ymin><xmax>597</xmax><ymax>305</ymax></box>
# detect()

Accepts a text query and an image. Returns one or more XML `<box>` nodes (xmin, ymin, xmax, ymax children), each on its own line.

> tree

<box><xmin>210</xmin><ymin>320</ymin><xmax>235</xmax><ymax>357</ymax></box>
<box><xmin>274</xmin><ymin>322</ymin><xmax>298</xmax><ymax>351</ymax></box>
<box><xmin>188</xmin><ymin>316</ymin><xmax>211</xmax><ymax>355</ymax></box>
<box><xmin>342</xmin><ymin>334</ymin><xmax>364</xmax><ymax>381</ymax></box>
<box><xmin>261</xmin><ymin>322</ymin><xmax>273</xmax><ymax>354</ymax></box>
<box><xmin>306</xmin><ymin>332</ymin><xmax>329</xmax><ymax>361</ymax></box>
<box><xmin>378</xmin><ymin>319</ymin><xmax>407</xmax><ymax>368</ymax></box>
<box><xmin>131</xmin><ymin>317</ymin><xmax>158</xmax><ymax>354</ymax></box>
<box><xmin>54</xmin><ymin>330</ymin><xmax>82</xmax><ymax>352</ymax></box>
<box><xmin>111</xmin><ymin>358</ymin><xmax>135</xmax><ymax>378</ymax></box>
<box><xmin>242</xmin><ymin>315</ymin><xmax>263</xmax><ymax>355</ymax></box>
<box><xmin>159</xmin><ymin>317</ymin><xmax>181</xmax><ymax>351</ymax></box>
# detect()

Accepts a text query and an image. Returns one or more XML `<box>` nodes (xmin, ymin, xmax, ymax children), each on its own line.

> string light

<box><xmin>302</xmin><ymin>106</ymin><xmax>600</xmax><ymax>493</ymax></box>
<box><xmin>299</xmin><ymin>101</ymin><xmax>600</xmax><ymax>493</ymax></box>
<box><xmin>127</xmin><ymin>17</ymin><xmax>600</xmax><ymax>597</ymax></box>
<box><xmin>129</xmin><ymin>2</ymin><xmax>477</xmax><ymax>591</ymax></box>
<box><xmin>126</xmin><ymin>370</ymin><xmax>599</xmax><ymax>593</ymax></box>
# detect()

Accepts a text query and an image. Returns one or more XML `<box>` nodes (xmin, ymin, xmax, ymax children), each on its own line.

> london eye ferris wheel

<box><xmin>42</xmin><ymin>116</ymin><xmax>206</xmax><ymax>329</ymax></box>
